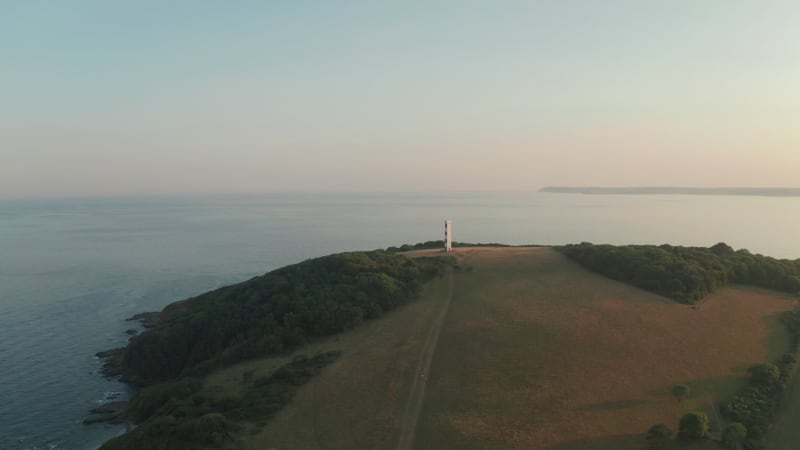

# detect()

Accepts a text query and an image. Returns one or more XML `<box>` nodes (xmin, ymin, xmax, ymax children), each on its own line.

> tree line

<box><xmin>116</xmin><ymin>250</ymin><xmax>453</xmax><ymax>385</ymax></box>
<box><xmin>647</xmin><ymin>310</ymin><xmax>800</xmax><ymax>450</ymax></box>
<box><xmin>721</xmin><ymin>307</ymin><xmax>800</xmax><ymax>448</ymax></box>
<box><xmin>558</xmin><ymin>242</ymin><xmax>800</xmax><ymax>304</ymax></box>
<box><xmin>101</xmin><ymin>351</ymin><xmax>342</xmax><ymax>450</ymax></box>
<box><xmin>386</xmin><ymin>240</ymin><xmax>510</xmax><ymax>252</ymax></box>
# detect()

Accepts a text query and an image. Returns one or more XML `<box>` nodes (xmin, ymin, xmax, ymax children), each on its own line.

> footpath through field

<box><xmin>395</xmin><ymin>266</ymin><xmax>454</xmax><ymax>450</ymax></box>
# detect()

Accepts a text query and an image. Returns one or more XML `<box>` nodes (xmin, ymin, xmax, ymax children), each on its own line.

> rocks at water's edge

<box><xmin>84</xmin><ymin>401</ymin><xmax>127</xmax><ymax>425</ymax></box>
<box><xmin>96</xmin><ymin>311</ymin><xmax>160</xmax><ymax>381</ymax></box>
<box><xmin>86</xmin><ymin>312</ymin><xmax>159</xmax><ymax>426</ymax></box>
<box><xmin>125</xmin><ymin>311</ymin><xmax>159</xmax><ymax>328</ymax></box>
<box><xmin>95</xmin><ymin>348</ymin><xmax>126</xmax><ymax>380</ymax></box>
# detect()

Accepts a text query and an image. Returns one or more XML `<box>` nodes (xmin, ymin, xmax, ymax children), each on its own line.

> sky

<box><xmin>2</xmin><ymin>1</ymin><xmax>799</xmax><ymax>198</ymax></box>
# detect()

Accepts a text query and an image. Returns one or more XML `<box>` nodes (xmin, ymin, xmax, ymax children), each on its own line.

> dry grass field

<box><xmin>416</xmin><ymin>247</ymin><xmax>795</xmax><ymax>450</ymax></box>
<box><xmin>206</xmin><ymin>246</ymin><xmax>795</xmax><ymax>450</ymax></box>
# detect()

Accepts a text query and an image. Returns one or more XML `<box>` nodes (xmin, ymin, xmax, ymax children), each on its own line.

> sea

<box><xmin>2</xmin><ymin>191</ymin><xmax>800</xmax><ymax>449</ymax></box>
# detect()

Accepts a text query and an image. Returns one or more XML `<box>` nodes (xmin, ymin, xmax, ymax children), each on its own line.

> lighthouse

<box><xmin>444</xmin><ymin>220</ymin><xmax>453</xmax><ymax>252</ymax></box>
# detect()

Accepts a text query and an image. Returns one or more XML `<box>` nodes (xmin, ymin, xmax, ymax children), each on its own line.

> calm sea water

<box><xmin>2</xmin><ymin>192</ymin><xmax>800</xmax><ymax>449</ymax></box>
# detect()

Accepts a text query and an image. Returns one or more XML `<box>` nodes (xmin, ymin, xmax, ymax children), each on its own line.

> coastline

<box><xmin>86</xmin><ymin>312</ymin><xmax>158</xmax><ymax>432</ymax></box>
<box><xmin>540</xmin><ymin>186</ymin><xmax>800</xmax><ymax>197</ymax></box>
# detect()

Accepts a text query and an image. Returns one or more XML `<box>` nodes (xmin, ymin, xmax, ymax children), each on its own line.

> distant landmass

<box><xmin>540</xmin><ymin>187</ymin><xmax>800</xmax><ymax>197</ymax></box>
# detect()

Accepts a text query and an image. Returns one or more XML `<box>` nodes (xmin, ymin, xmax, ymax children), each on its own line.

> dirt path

<box><xmin>395</xmin><ymin>266</ymin><xmax>454</xmax><ymax>450</ymax></box>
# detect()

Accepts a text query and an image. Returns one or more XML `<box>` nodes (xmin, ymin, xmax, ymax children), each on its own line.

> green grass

<box><xmin>212</xmin><ymin>269</ymin><xmax>453</xmax><ymax>449</ymax></box>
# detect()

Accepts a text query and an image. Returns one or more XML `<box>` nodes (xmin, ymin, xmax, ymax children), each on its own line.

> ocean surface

<box><xmin>2</xmin><ymin>191</ymin><xmax>800</xmax><ymax>449</ymax></box>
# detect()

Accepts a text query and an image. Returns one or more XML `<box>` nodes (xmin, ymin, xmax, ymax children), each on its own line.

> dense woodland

<box><xmin>99</xmin><ymin>250</ymin><xmax>452</xmax><ymax>448</ymax></box>
<box><xmin>558</xmin><ymin>242</ymin><xmax>800</xmax><ymax>304</ymax></box>
<box><xmin>101</xmin><ymin>351</ymin><xmax>342</xmax><ymax>450</ymax></box>
<box><xmin>115</xmin><ymin>250</ymin><xmax>452</xmax><ymax>385</ymax></box>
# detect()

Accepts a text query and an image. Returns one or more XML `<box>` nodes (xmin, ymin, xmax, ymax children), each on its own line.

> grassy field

<box><xmin>206</xmin><ymin>263</ymin><xmax>452</xmax><ymax>450</ymax></box>
<box><xmin>206</xmin><ymin>246</ymin><xmax>795</xmax><ymax>449</ymax></box>
<box><xmin>414</xmin><ymin>247</ymin><xmax>795</xmax><ymax>450</ymax></box>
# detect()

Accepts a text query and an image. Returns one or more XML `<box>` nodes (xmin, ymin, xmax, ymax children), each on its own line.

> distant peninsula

<box><xmin>540</xmin><ymin>186</ymin><xmax>800</xmax><ymax>197</ymax></box>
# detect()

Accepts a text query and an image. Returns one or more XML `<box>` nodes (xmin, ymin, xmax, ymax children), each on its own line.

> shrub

<box><xmin>747</xmin><ymin>363</ymin><xmax>780</xmax><ymax>385</ymax></box>
<box><xmin>671</xmin><ymin>384</ymin><xmax>690</xmax><ymax>402</ymax></box>
<box><xmin>646</xmin><ymin>423</ymin><xmax>673</xmax><ymax>448</ymax></box>
<box><xmin>678</xmin><ymin>412</ymin><xmax>709</xmax><ymax>441</ymax></box>
<box><xmin>722</xmin><ymin>422</ymin><xmax>747</xmax><ymax>448</ymax></box>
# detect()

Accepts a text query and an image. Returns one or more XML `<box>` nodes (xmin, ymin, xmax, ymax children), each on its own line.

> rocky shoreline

<box><xmin>125</xmin><ymin>311</ymin><xmax>160</xmax><ymax>328</ymax></box>
<box><xmin>94</xmin><ymin>311</ymin><xmax>160</xmax><ymax>382</ymax></box>
<box><xmin>95</xmin><ymin>348</ymin><xmax>126</xmax><ymax>380</ymax></box>
<box><xmin>86</xmin><ymin>311</ymin><xmax>160</xmax><ymax>427</ymax></box>
<box><xmin>83</xmin><ymin>401</ymin><xmax>128</xmax><ymax>425</ymax></box>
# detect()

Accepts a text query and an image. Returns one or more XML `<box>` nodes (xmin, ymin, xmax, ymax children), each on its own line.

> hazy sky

<box><xmin>3</xmin><ymin>1</ymin><xmax>799</xmax><ymax>198</ymax></box>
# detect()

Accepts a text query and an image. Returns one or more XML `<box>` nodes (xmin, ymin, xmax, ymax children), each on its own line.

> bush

<box><xmin>724</xmin><ymin>349</ymin><xmax>799</xmax><ymax>442</ymax></box>
<box><xmin>101</xmin><ymin>352</ymin><xmax>339</xmax><ymax>449</ymax></box>
<box><xmin>671</xmin><ymin>384</ymin><xmax>690</xmax><ymax>402</ymax></box>
<box><xmin>647</xmin><ymin>423</ymin><xmax>673</xmax><ymax>439</ymax></box>
<box><xmin>747</xmin><ymin>363</ymin><xmax>781</xmax><ymax>385</ymax></box>
<box><xmin>722</xmin><ymin>422</ymin><xmax>747</xmax><ymax>448</ymax></box>
<box><xmin>646</xmin><ymin>423</ymin><xmax>672</xmax><ymax>448</ymax></box>
<box><xmin>678</xmin><ymin>412</ymin><xmax>709</xmax><ymax>441</ymax></box>
<box><xmin>127</xmin><ymin>378</ymin><xmax>203</xmax><ymax>423</ymax></box>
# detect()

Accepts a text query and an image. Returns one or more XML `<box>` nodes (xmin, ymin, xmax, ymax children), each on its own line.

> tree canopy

<box><xmin>722</xmin><ymin>422</ymin><xmax>747</xmax><ymax>448</ymax></box>
<box><xmin>115</xmin><ymin>250</ymin><xmax>453</xmax><ymax>385</ymax></box>
<box><xmin>99</xmin><ymin>250</ymin><xmax>453</xmax><ymax>449</ymax></box>
<box><xmin>558</xmin><ymin>242</ymin><xmax>800</xmax><ymax>304</ymax></box>
<box><xmin>645</xmin><ymin>423</ymin><xmax>673</xmax><ymax>449</ymax></box>
<box><xmin>670</xmin><ymin>384</ymin><xmax>690</xmax><ymax>402</ymax></box>
<box><xmin>747</xmin><ymin>363</ymin><xmax>781</xmax><ymax>385</ymax></box>
<box><xmin>678</xmin><ymin>412</ymin><xmax>710</xmax><ymax>441</ymax></box>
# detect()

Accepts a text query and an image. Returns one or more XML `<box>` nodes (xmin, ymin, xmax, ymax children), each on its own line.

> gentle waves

<box><xmin>2</xmin><ymin>192</ymin><xmax>800</xmax><ymax>449</ymax></box>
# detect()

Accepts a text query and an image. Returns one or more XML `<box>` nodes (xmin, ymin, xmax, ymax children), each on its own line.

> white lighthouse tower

<box><xmin>444</xmin><ymin>220</ymin><xmax>453</xmax><ymax>252</ymax></box>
